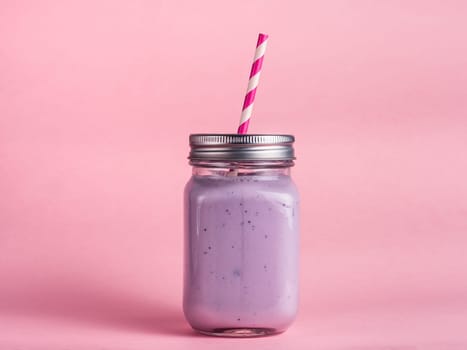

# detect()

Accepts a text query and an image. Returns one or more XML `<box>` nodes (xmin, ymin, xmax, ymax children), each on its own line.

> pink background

<box><xmin>1</xmin><ymin>1</ymin><xmax>467</xmax><ymax>349</ymax></box>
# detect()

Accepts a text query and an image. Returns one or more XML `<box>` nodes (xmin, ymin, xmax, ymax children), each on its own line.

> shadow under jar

<box><xmin>183</xmin><ymin>134</ymin><xmax>300</xmax><ymax>337</ymax></box>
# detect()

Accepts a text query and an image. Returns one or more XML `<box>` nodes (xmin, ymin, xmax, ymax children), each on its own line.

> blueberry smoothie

<box><xmin>183</xmin><ymin>173</ymin><xmax>300</xmax><ymax>334</ymax></box>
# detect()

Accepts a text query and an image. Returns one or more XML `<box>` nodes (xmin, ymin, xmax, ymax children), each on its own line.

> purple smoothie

<box><xmin>183</xmin><ymin>173</ymin><xmax>300</xmax><ymax>334</ymax></box>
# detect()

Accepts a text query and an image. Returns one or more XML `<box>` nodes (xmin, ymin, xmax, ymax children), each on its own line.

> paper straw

<box><xmin>237</xmin><ymin>33</ymin><xmax>269</xmax><ymax>134</ymax></box>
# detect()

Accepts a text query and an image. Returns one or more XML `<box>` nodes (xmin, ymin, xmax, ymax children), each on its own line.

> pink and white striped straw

<box><xmin>237</xmin><ymin>33</ymin><xmax>269</xmax><ymax>134</ymax></box>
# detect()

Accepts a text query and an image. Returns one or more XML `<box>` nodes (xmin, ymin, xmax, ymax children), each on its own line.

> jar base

<box><xmin>195</xmin><ymin>327</ymin><xmax>282</xmax><ymax>338</ymax></box>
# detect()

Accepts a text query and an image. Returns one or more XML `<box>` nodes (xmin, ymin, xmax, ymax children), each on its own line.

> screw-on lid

<box><xmin>189</xmin><ymin>134</ymin><xmax>295</xmax><ymax>161</ymax></box>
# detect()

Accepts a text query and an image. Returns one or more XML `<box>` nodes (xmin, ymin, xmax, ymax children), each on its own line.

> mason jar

<box><xmin>183</xmin><ymin>134</ymin><xmax>300</xmax><ymax>337</ymax></box>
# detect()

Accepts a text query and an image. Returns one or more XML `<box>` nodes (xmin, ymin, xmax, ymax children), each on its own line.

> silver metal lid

<box><xmin>189</xmin><ymin>134</ymin><xmax>295</xmax><ymax>161</ymax></box>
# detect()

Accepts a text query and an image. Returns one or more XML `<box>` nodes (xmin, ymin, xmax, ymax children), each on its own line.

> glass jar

<box><xmin>183</xmin><ymin>134</ymin><xmax>300</xmax><ymax>337</ymax></box>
